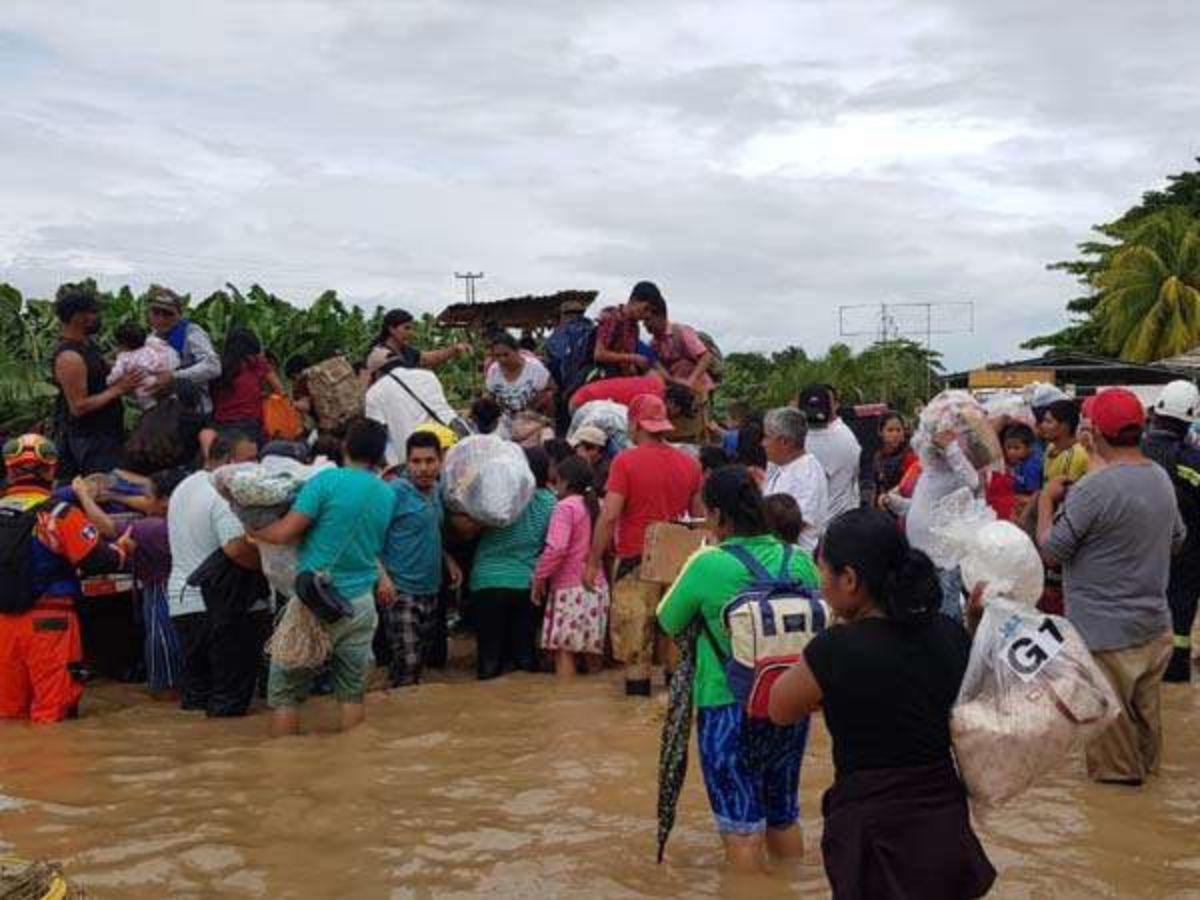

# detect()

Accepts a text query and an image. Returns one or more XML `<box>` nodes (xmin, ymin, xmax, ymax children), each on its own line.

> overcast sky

<box><xmin>2</xmin><ymin>1</ymin><xmax>1199</xmax><ymax>370</ymax></box>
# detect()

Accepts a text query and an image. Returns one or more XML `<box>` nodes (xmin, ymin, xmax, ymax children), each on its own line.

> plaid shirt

<box><xmin>595</xmin><ymin>305</ymin><xmax>640</xmax><ymax>375</ymax></box>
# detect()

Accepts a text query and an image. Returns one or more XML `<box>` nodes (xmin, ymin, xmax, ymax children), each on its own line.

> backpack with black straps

<box><xmin>0</xmin><ymin>500</ymin><xmax>46</xmax><ymax>615</ymax></box>
<box><xmin>704</xmin><ymin>544</ymin><xmax>830</xmax><ymax>719</ymax></box>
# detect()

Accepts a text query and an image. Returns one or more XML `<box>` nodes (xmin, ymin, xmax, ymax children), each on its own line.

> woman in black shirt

<box><xmin>769</xmin><ymin>509</ymin><xmax>994</xmax><ymax>899</ymax></box>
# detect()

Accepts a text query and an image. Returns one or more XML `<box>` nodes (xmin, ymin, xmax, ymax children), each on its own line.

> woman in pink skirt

<box><xmin>532</xmin><ymin>456</ymin><xmax>610</xmax><ymax>676</ymax></box>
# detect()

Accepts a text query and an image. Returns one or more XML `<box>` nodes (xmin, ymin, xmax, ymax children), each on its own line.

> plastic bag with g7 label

<box><xmin>951</xmin><ymin>601</ymin><xmax>1119</xmax><ymax>812</ymax></box>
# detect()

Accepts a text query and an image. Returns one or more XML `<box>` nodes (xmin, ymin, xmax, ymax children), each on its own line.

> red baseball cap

<box><xmin>1083</xmin><ymin>388</ymin><xmax>1146</xmax><ymax>440</ymax></box>
<box><xmin>628</xmin><ymin>393</ymin><xmax>674</xmax><ymax>434</ymax></box>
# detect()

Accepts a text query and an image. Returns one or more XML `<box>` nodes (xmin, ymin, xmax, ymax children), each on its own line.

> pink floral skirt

<box><xmin>540</xmin><ymin>584</ymin><xmax>610</xmax><ymax>654</ymax></box>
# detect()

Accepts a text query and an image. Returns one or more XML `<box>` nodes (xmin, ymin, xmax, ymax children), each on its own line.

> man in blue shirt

<box><xmin>379</xmin><ymin>431</ymin><xmax>463</xmax><ymax>687</ymax></box>
<box><xmin>253</xmin><ymin>418</ymin><xmax>393</xmax><ymax>737</ymax></box>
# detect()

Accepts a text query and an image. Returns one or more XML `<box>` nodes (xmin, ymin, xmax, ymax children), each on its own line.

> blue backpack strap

<box><xmin>721</xmin><ymin>544</ymin><xmax>774</xmax><ymax>584</ymax></box>
<box><xmin>777</xmin><ymin>543</ymin><xmax>794</xmax><ymax>581</ymax></box>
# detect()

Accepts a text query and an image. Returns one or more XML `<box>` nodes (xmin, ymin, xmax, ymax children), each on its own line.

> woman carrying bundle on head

<box><xmin>531</xmin><ymin>456</ymin><xmax>610</xmax><ymax>677</ymax></box>
<box><xmin>769</xmin><ymin>509</ymin><xmax>995</xmax><ymax>900</ymax></box>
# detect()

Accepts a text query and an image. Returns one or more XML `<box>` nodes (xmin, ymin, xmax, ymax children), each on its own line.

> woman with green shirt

<box><xmin>470</xmin><ymin>447</ymin><xmax>556</xmax><ymax>680</ymax></box>
<box><xmin>657</xmin><ymin>465</ymin><xmax>819</xmax><ymax>872</ymax></box>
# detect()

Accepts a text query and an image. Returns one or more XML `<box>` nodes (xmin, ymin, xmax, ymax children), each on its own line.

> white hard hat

<box><xmin>1029</xmin><ymin>382</ymin><xmax>1067</xmax><ymax>410</ymax></box>
<box><xmin>1153</xmin><ymin>380</ymin><xmax>1200</xmax><ymax>423</ymax></box>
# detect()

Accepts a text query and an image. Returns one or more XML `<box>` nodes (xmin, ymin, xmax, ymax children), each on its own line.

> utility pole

<box><xmin>454</xmin><ymin>272</ymin><xmax>484</xmax><ymax>305</ymax></box>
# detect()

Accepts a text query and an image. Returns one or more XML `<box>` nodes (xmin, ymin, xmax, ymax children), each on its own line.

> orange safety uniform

<box><xmin>0</xmin><ymin>485</ymin><xmax>128</xmax><ymax>723</ymax></box>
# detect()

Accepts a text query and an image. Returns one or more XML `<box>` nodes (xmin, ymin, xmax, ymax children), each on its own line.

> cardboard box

<box><xmin>640</xmin><ymin>521</ymin><xmax>710</xmax><ymax>584</ymax></box>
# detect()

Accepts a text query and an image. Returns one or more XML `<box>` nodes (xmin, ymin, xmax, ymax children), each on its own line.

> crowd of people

<box><xmin>2</xmin><ymin>278</ymin><xmax>1197</xmax><ymax>896</ymax></box>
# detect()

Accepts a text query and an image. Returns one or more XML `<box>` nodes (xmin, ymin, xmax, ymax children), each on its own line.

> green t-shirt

<box><xmin>294</xmin><ymin>467</ymin><xmax>394</xmax><ymax>600</ymax></box>
<box><xmin>470</xmin><ymin>488</ymin><xmax>556</xmax><ymax>592</ymax></box>
<box><xmin>657</xmin><ymin>534</ymin><xmax>819</xmax><ymax>708</ymax></box>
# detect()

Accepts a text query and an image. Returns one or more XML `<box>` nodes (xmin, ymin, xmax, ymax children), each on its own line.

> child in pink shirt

<box><xmin>532</xmin><ymin>456</ymin><xmax>610</xmax><ymax>676</ymax></box>
<box><xmin>108</xmin><ymin>322</ymin><xmax>179</xmax><ymax>409</ymax></box>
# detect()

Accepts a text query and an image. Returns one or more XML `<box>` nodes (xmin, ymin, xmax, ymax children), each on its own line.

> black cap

<box><xmin>799</xmin><ymin>384</ymin><xmax>832</xmax><ymax>426</ymax></box>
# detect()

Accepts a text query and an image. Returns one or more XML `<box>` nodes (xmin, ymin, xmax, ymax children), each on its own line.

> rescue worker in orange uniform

<box><xmin>0</xmin><ymin>435</ymin><xmax>132</xmax><ymax>723</ymax></box>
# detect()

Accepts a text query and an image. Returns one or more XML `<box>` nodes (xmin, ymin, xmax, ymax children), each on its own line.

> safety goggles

<box><xmin>3</xmin><ymin>435</ymin><xmax>58</xmax><ymax>466</ymax></box>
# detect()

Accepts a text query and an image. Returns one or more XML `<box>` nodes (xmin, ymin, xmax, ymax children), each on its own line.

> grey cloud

<box><xmin>3</xmin><ymin>0</ymin><xmax>1200</xmax><ymax>372</ymax></box>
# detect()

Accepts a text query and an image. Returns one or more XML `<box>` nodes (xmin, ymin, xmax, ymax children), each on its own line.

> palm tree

<box><xmin>1093</xmin><ymin>207</ymin><xmax>1200</xmax><ymax>362</ymax></box>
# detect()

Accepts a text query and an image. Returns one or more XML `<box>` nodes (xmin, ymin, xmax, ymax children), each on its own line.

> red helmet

<box><xmin>3</xmin><ymin>434</ymin><xmax>59</xmax><ymax>483</ymax></box>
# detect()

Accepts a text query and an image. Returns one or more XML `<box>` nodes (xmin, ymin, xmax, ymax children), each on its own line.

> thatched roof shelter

<box><xmin>437</xmin><ymin>290</ymin><xmax>598</xmax><ymax>331</ymax></box>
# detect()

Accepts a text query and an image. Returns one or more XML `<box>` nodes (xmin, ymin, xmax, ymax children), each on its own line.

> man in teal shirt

<box><xmin>379</xmin><ymin>430</ymin><xmax>463</xmax><ymax>688</ymax></box>
<box><xmin>253</xmin><ymin>419</ymin><xmax>394</xmax><ymax>737</ymax></box>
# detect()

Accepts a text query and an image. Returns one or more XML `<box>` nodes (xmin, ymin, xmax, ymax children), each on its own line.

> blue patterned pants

<box><xmin>697</xmin><ymin>702</ymin><xmax>809</xmax><ymax>835</ymax></box>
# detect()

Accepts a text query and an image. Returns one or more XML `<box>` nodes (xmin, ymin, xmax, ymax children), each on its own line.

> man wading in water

<box><xmin>584</xmin><ymin>394</ymin><xmax>703</xmax><ymax>696</ymax></box>
<box><xmin>253</xmin><ymin>419</ymin><xmax>394</xmax><ymax>737</ymax></box>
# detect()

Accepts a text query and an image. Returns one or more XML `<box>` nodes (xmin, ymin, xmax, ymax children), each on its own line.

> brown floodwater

<box><xmin>1</xmin><ymin>665</ymin><xmax>1198</xmax><ymax>898</ymax></box>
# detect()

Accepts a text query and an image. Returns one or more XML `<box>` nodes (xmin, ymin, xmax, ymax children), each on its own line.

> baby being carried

<box><xmin>107</xmin><ymin>321</ymin><xmax>180</xmax><ymax>408</ymax></box>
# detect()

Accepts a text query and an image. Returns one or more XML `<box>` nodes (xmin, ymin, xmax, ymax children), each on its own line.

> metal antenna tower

<box><xmin>838</xmin><ymin>301</ymin><xmax>974</xmax><ymax>398</ymax></box>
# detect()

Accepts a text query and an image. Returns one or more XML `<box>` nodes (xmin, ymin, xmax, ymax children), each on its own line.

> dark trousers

<box><xmin>424</xmin><ymin>589</ymin><xmax>449</xmax><ymax>670</ymax></box>
<box><xmin>1166</xmin><ymin>578</ymin><xmax>1200</xmax><ymax>680</ymax></box>
<box><xmin>174</xmin><ymin>609</ymin><xmax>271</xmax><ymax>717</ymax></box>
<box><xmin>472</xmin><ymin>588</ymin><xmax>537</xmax><ymax>680</ymax></box>
<box><xmin>57</xmin><ymin>429</ymin><xmax>124</xmax><ymax>481</ymax></box>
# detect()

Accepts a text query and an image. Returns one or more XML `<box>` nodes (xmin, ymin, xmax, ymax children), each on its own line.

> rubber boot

<box><xmin>1164</xmin><ymin>646</ymin><xmax>1192</xmax><ymax>683</ymax></box>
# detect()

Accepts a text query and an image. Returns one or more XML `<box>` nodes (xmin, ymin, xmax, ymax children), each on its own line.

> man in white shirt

<box><xmin>762</xmin><ymin>406</ymin><xmax>829</xmax><ymax>552</ymax></box>
<box><xmin>167</xmin><ymin>431</ymin><xmax>266</xmax><ymax>716</ymax></box>
<box><xmin>800</xmin><ymin>384</ymin><xmax>862</xmax><ymax>518</ymax></box>
<box><xmin>365</xmin><ymin>359</ymin><xmax>460</xmax><ymax>467</ymax></box>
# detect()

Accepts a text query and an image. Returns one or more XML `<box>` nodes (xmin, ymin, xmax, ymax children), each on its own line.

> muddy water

<box><xmin>1</xmin><ymin>669</ymin><xmax>1199</xmax><ymax>898</ymax></box>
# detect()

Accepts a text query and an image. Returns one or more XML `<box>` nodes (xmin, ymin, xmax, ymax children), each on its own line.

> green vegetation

<box><xmin>1</xmin><ymin>278</ymin><xmax>940</xmax><ymax>436</ymax></box>
<box><xmin>716</xmin><ymin>339</ymin><xmax>942</xmax><ymax>418</ymax></box>
<box><xmin>0</xmin><ymin>280</ymin><xmax>480</xmax><ymax>434</ymax></box>
<box><xmin>1027</xmin><ymin>159</ymin><xmax>1200</xmax><ymax>362</ymax></box>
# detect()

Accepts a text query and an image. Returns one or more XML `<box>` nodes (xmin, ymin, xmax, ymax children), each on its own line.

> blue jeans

<box><xmin>938</xmin><ymin>567</ymin><xmax>963</xmax><ymax>622</ymax></box>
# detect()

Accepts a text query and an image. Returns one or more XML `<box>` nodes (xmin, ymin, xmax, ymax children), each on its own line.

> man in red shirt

<box><xmin>585</xmin><ymin>394</ymin><xmax>703</xmax><ymax>696</ymax></box>
<box><xmin>592</xmin><ymin>281</ymin><xmax>660</xmax><ymax>378</ymax></box>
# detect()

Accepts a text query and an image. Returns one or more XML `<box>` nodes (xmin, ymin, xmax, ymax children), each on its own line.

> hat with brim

<box><xmin>147</xmin><ymin>287</ymin><xmax>183</xmax><ymax>312</ymax></box>
<box><xmin>569</xmin><ymin>425</ymin><xmax>607</xmax><ymax>448</ymax></box>
<box><xmin>629</xmin><ymin>394</ymin><xmax>674</xmax><ymax>434</ymax></box>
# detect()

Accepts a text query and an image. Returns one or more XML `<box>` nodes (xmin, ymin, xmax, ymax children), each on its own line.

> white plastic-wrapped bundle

<box><xmin>913</xmin><ymin>389</ymin><xmax>1002</xmax><ymax>470</ymax></box>
<box><xmin>982</xmin><ymin>391</ymin><xmax>1035</xmax><ymax>429</ymax></box>
<box><xmin>950</xmin><ymin>526</ymin><xmax>1119</xmax><ymax>813</ymax></box>
<box><xmin>960</xmin><ymin>520</ymin><xmax>1044</xmax><ymax>608</ymax></box>
<box><xmin>213</xmin><ymin>458</ymin><xmax>332</xmax><ymax>530</ymax></box>
<box><xmin>442</xmin><ymin>434</ymin><xmax>535</xmax><ymax>528</ymax></box>
<box><xmin>258</xmin><ymin>542</ymin><xmax>300</xmax><ymax>597</ymax></box>
<box><xmin>568</xmin><ymin>400</ymin><xmax>630</xmax><ymax>451</ymax></box>
<box><xmin>925</xmin><ymin>486</ymin><xmax>997</xmax><ymax>570</ymax></box>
